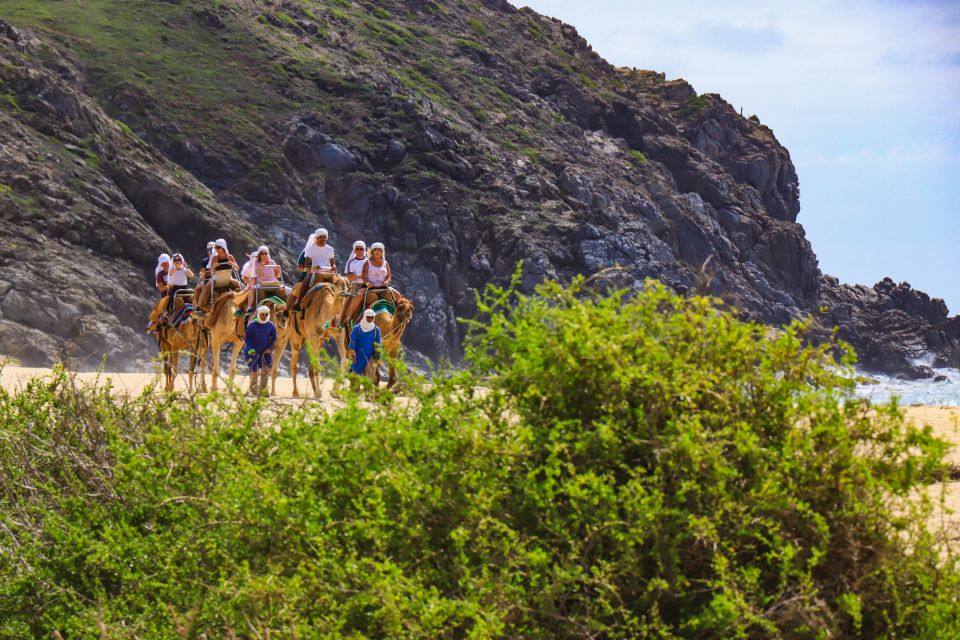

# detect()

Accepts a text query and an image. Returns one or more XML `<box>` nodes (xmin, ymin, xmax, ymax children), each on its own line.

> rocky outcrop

<box><xmin>0</xmin><ymin>21</ymin><xmax>275</xmax><ymax>369</ymax></box>
<box><xmin>817</xmin><ymin>277</ymin><xmax>960</xmax><ymax>379</ymax></box>
<box><xmin>0</xmin><ymin>1</ymin><xmax>955</xmax><ymax>376</ymax></box>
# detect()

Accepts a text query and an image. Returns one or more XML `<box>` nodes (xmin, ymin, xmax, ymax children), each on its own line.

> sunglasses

<box><xmin>173</xmin><ymin>258</ymin><xmax>182</xmax><ymax>262</ymax></box>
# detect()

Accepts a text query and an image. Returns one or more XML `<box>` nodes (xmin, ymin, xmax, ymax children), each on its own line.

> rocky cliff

<box><xmin>0</xmin><ymin>0</ymin><xmax>955</xmax><ymax>376</ymax></box>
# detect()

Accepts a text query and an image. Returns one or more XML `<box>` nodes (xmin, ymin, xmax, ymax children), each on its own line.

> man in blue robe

<box><xmin>348</xmin><ymin>308</ymin><xmax>381</xmax><ymax>378</ymax></box>
<box><xmin>245</xmin><ymin>305</ymin><xmax>277</xmax><ymax>396</ymax></box>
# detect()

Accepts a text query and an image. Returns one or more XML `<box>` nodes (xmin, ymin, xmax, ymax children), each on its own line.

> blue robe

<box><xmin>244</xmin><ymin>320</ymin><xmax>277</xmax><ymax>372</ymax></box>
<box><xmin>349</xmin><ymin>323</ymin><xmax>381</xmax><ymax>375</ymax></box>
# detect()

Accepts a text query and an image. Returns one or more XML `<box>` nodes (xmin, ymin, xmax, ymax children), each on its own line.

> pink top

<box><xmin>256</xmin><ymin>260</ymin><xmax>281</xmax><ymax>284</ymax></box>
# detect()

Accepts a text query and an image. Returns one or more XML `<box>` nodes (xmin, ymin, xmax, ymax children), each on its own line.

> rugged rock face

<box><xmin>817</xmin><ymin>277</ymin><xmax>960</xmax><ymax>379</ymax></box>
<box><xmin>0</xmin><ymin>0</ymin><xmax>954</xmax><ymax>375</ymax></box>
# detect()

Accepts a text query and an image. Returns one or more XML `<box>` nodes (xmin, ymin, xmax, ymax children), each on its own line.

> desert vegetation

<box><xmin>0</xmin><ymin>279</ymin><xmax>958</xmax><ymax>638</ymax></box>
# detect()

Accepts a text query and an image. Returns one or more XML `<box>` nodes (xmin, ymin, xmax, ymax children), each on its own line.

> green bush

<box><xmin>468</xmin><ymin>17</ymin><xmax>488</xmax><ymax>37</ymax></box>
<box><xmin>0</xmin><ymin>278</ymin><xmax>958</xmax><ymax>638</ymax></box>
<box><xmin>628</xmin><ymin>149</ymin><xmax>649</xmax><ymax>165</ymax></box>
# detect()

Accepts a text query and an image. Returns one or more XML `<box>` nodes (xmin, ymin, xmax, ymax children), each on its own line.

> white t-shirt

<box><xmin>344</xmin><ymin>256</ymin><xmax>367</xmax><ymax>277</ymax></box>
<box><xmin>168</xmin><ymin>266</ymin><xmax>189</xmax><ymax>287</ymax></box>
<box><xmin>366</xmin><ymin>260</ymin><xmax>389</xmax><ymax>286</ymax></box>
<box><xmin>304</xmin><ymin>241</ymin><xmax>335</xmax><ymax>271</ymax></box>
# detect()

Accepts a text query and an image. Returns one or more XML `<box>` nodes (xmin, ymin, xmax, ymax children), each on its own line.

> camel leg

<box><xmin>163</xmin><ymin>350</ymin><xmax>174</xmax><ymax>392</ymax></box>
<box><xmin>210</xmin><ymin>338</ymin><xmax>220</xmax><ymax>392</ymax></box>
<box><xmin>387</xmin><ymin>362</ymin><xmax>397</xmax><ymax>389</ymax></box>
<box><xmin>290</xmin><ymin>344</ymin><xmax>301</xmax><ymax>398</ymax></box>
<box><xmin>228</xmin><ymin>341</ymin><xmax>241</xmax><ymax>387</ymax></box>
<box><xmin>187</xmin><ymin>348</ymin><xmax>199</xmax><ymax>393</ymax></box>
<box><xmin>196</xmin><ymin>340</ymin><xmax>207</xmax><ymax>393</ymax></box>
<box><xmin>271</xmin><ymin>332</ymin><xmax>288</xmax><ymax>396</ymax></box>
<box><xmin>308</xmin><ymin>339</ymin><xmax>322</xmax><ymax>399</ymax></box>
<box><xmin>386</xmin><ymin>345</ymin><xmax>399</xmax><ymax>390</ymax></box>
<box><xmin>333</xmin><ymin>328</ymin><xmax>349</xmax><ymax>372</ymax></box>
<box><xmin>167</xmin><ymin>351</ymin><xmax>180</xmax><ymax>391</ymax></box>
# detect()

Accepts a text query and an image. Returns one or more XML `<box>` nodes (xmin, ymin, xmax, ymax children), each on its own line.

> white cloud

<box><xmin>806</xmin><ymin>142</ymin><xmax>959</xmax><ymax>168</ymax></box>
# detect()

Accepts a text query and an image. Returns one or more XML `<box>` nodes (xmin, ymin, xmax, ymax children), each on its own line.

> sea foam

<box><xmin>855</xmin><ymin>367</ymin><xmax>960</xmax><ymax>406</ymax></box>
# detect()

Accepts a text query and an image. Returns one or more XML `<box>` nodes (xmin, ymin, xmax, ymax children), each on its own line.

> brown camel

<box><xmin>271</xmin><ymin>277</ymin><xmax>348</xmax><ymax>398</ymax></box>
<box><xmin>155</xmin><ymin>296</ymin><xmax>204</xmax><ymax>392</ymax></box>
<box><xmin>199</xmin><ymin>289</ymin><xmax>244</xmax><ymax>392</ymax></box>
<box><xmin>368</xmin><ymin>297</ymin><xmax>414</xmax><ymax>389</ymax></box>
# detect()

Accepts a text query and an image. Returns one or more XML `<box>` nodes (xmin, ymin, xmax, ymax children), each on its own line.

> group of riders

<box><xmin>148</xmin><ymin>227</ymin><xmax>404</xmax><ymax>387</ymax></box>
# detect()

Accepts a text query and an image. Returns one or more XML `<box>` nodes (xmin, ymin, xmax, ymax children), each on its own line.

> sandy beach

<box><xmin>0</xmin><ymin>364</ymin><xmax>338</xmax><ymax>400</ymax></box>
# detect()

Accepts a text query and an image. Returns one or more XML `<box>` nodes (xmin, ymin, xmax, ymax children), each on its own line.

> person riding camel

<box><xmin>361</xmin><ymin>241</ymin><xmax>397</xmax><ymax>302</ymax></box>
<box><xmin>245</xmin><ymin>245</ymin><xmax>284</xmax><ymax>313</ymax></box>
<box><xmin>163</xmin><ymin>253</ymin><xmax>194</xmax><ymax>315</ymax></box>
<box><xmin>146</xmin><ymin>253</ymin><xmax>172</xmax><ymax>332</ymax></box>
<box><xmin>197</xmin><ymin>238</ymin><xmax>240</xmax><ymax>311</ymax></box>
<box><xmin>338</xmin><ymin>240</ymin><xmax>369</xmax><ymax>327</ymax></box>
<box><xmin>155</xmin><ymin>253</ymin><xmax>171</xmax><ymax>298</ymax></box>
<box><xmin>289</xmin><ymin>228</ymin><xmax>336</xmax><ymax>312</ymax></box>
<box><xmin>193</xmin><ymin>241</ymin><xmax>216</xmax><ymax>305</ymax></box>
<box><xmin>244</xmin><ymin>305</ymin><xmax>277</xmax><ymax>397</ymax></box>
<box><xmin>240</xmin><ymin>249</ymin><xmax>259</xmax><ymax>287</ymax></box>
<box><xmin>348</xmin><ymin>308</ymin><xmax>381</xmax><ymax>378</ymax></box>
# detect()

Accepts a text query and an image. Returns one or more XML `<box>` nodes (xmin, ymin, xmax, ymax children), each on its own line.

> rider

<box><xmin>147</xmin><ymin>253</ymin><xmax>171</xmax><ymax>332</ymax></box>
<box><xmin>357</xmin><ymin>242</ymin><xmax>397</xmax><ymax>311</ymax></box>
<box><xmin>197</xmin><ymin>238</ymin><xmax>240</xmax><ymax>310</ymax></box>
<box><xmin>337</xmin><ymin>240</ymin><xmax>368</xmax><ymax>327</ymax></box>
<box><xmin>193</xmin><ymin>241</ymin><xmax>215</xmax><ymax>305</ymax></box>
<box><xmin>163</xmin><ymin>253</ymin><xmax>194</xmax><ymax>315</ymax></box>
<box><xmin>289</xmin><ymin>228</ymin><xmax>336</xmax><ymax>312</ymax></box>
<box><xmin>246</xmin><ymin>245</ymin><xmax>284</xmax><ymax>312</ymax></box>
<box><xmin>155</xmin><ymin>253</ymin><xmax>171</xmax><ymax>298</ymax></box>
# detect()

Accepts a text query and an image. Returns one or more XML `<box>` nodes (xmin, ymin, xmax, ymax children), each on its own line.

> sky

<box><xmin>514</xmin><ymin>0</ymin><xmax>960</xmax><ymax>312</ymax></box>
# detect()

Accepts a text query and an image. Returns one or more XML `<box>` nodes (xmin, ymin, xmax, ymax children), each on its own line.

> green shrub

<box><xmin>520</xmin><ymin>146</ymin><xmax>540</xmax><ymax>162</ymax></box>
<box><xmin>578</xmin><ymin>71</ymin><xmax>597</xmax><ymax>90</ymax></box>
<box><xmin>0</xmin><ymin>277</ymin><xmax>958</xmax><ymax>638</ymax></box>
<box><xmin>468</xmin><ymin>17</ymin><xmax>488</xmax><ymax>37</ymax></box>
<box><xmin>628</xmin><ymin>149</ymin><xmax>649</xmax><ymax>165</ymax></box>
<box><xmin>455</xmin><ymin>37</ymin><xmax>484</xmax><ymax>51</ymax></box>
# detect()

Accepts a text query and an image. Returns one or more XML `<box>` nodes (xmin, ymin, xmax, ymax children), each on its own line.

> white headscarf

<box><xmin>255</xmin><ymin>305</ymin><xmax>271</xmax><ymax>324</ymax></box>
<box><xmin>214</xmin><ymin>238</ymin><xmax>228</xmax><ymax>252</ymax></box>
<box><xmin>359</xmin><ymin>309</ymin><xmax>376</xmax><ymax>333</ymax></box>
<box><xmin>156</xmin><ymin>253</ymin><xmax>171</xmax><ymax>276</ymax></box>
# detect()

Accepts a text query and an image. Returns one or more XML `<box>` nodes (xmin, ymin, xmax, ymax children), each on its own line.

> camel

<box><xmin>198</xmin><ymin>289</ymin><xmax>244</xmax><ymax>392</ymax></box>
<box><xmin>271</xmin><ymin>276</ymin><xmax>348</xmax><ymax>398</ymax></box>
<box><xmin>189</xmin><ymin>289</ymin><xmax>289</xmax><ymax>394</ymax></box>
<box><xmin>366</xmin><ymin>297</ymin><xmax>414</xmax><ymax>389</ymax></box>
<box><xmin>155</xmin><ymin>295</ymin><xmax>204</xmax><ymax>392</ymax></box>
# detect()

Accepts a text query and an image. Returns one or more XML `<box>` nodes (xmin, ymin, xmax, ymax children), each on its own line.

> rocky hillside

<box><xmin>0</xmin><ymin>0</ymin><xmax>955</xmax><ymax>376</ymax></box>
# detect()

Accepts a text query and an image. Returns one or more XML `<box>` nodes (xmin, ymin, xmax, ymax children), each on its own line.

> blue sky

<box><xmin>515</xmin><ymin>0</ymin><xmax>960</xmax><ymax>312</ymax></box>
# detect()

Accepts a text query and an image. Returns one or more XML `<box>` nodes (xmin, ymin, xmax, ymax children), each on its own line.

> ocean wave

<box><xmin>855</xmin><ymin>367</ymin><xmax>960</xmax><ymax>406</ymax></box>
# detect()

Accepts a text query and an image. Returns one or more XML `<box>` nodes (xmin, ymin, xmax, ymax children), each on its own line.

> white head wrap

<box><xmin>369</xmin><ymin>242</ymin><xmax>385</xmax><ymax>259</ymax></box>
<box><xmin>255</xmin><ymin>305</ymin><xmax>271</xmax><ymax>324</ymax></box>
<box><xmin>206</xmin><ymin>241</ymin><xmax>216</xmax><ymax>250</ymax></box>
<box><xmin>314</xmin><ymin>228</ymin><xmax>328</xmax><ymax>238</ymax></box>
<box><xmin>156</xmin><ymin>253</ymin><xmax>171</xmax><ymax>276</ymax></box>
<box><xmin>353</xmin><ymin>240</ymin><xmax>366</xmax><ymax>250</ymax></box>
<box><xmin>360</xmin><ymin>308</ymin><xmax>376</xmax><ymax>333</ymax></box>
<box><xmin>215</xmin><ymin>238</ymin><xmax>228</xmax><ymax>251</ymax></box>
